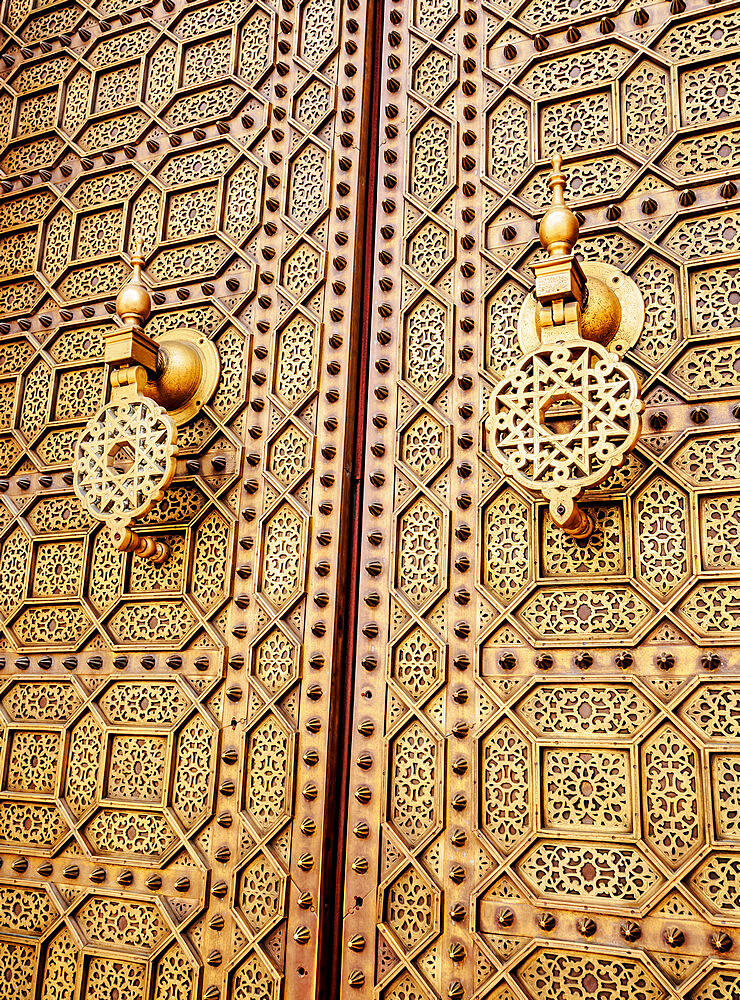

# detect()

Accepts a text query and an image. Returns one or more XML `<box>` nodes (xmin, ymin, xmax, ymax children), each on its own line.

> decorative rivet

<box><xmin>621</xmin><ymin>920</ymin><xmax>641</xmax><ymax>942</ymax></box>
<box><xmin>539</xmin><ymin>911</ymin><xmax>556</xmax><ymax>931</ymax></box>
<box><xmin>712</xmin><ymin>931</ymin><xmax>733</xmax><ymax>953</ymax></box>
<box><xmin>577</xmin><ymin>917</ymin><xmax>597</xmax><ymax>937</ymax></box>
<box><xmin>664</xmin><ymin>926</ymin><xmax>685</xmax><ymax>948</ymax></box>
<box><xmin>449</xmin><ymin>942</ymin><xmax>465</xmax><ymax>962</ymax></box>
<box><xmin>657</xmin><ymin>652</ymin><xmax>675</xmax><ymax>671</ymax></box>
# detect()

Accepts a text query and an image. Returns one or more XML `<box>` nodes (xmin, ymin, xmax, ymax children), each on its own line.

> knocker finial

<box><xmin>115</xmin><ymin>235</ymin><xmax>151</xmax><ymax>331</ymax></box>
<box><xmin>539</xmin><ymin>153</ymin><xmax>580</xmax><ymax>258</ymax></box>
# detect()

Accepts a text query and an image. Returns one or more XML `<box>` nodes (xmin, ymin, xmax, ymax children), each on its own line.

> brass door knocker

<box><xmin>73</xmin><ymin>240</ymin><xmax>220</xmax><ymax>563</ymax></box>
<box><xmin>485</xmin><ymin>155</ymin><xmax>645</xmax><ymax>540</ymax></box>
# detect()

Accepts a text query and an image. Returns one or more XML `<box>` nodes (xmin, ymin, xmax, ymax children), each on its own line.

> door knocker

<box><xmin>73</xmin><ymin>239</ymin><xmax>220</xmax><ymax>563</ymax></box>
<box><xmin>485</xmin><ymin>154</ymin><xmax>645</xmax><ymax>540</ymax></box>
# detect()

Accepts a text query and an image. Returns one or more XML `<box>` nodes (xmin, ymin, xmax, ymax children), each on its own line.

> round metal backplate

<box><xmin>151</xmin><ymin>328</ymin><xmax>221</xmax><ymax>426</ymax></box>
<box><xmin>517</xmin><ymin>261</ymin><xmax>645</xmax><ymax>358</ymax></box>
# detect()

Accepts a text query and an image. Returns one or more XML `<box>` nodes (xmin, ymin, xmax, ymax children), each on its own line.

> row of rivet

<box><xmin>491</xmin><ymin>0</ymin><xmax>693</xmax><ymax>67</ymax></box>
<box><xmin>344</xmin><ymin>0</ymin><xmax>411</xmax><ymax>983</ymax></box>
<box><xmin>494</xmin><ymin>180</ymin><xmax>738</xmax><ymax>252</ymax></box>
<box><xmin>492</xmin><ymin>904</ymin><xmax>733</xmax><ymax>953</ymax></box>
<box><xmin>443</xmin><ymin>4</ymin><xmax>483</xmax><ymax>995</ymax></box>
<box><xmin>493</xmin><ymin>650</ymin><xmax>724</xmax><ymax>671</ymax></box>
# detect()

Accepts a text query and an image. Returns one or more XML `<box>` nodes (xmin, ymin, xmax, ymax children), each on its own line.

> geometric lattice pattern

<box><xmin>342</xmin><ymin>0</ymin><xmax>740</xmax><ymax>997</ymax></box>
<box><xmin>0</xmin><ymin>0</ymin><xmax>370</xmax><ymax>991</ymax></box>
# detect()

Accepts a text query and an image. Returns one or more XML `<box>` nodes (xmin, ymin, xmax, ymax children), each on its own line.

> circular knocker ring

<box><xmin>73</xmin><ymin>396</ymin><xmax>178</xmax><ymax>562</ymax></box>
<box><xmin>486</xmin><ymin>340</ymin><xmax>643</xmax><ymax>534</ymax></box>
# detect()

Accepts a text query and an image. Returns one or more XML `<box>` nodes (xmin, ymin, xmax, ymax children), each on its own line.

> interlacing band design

<box><xmin>488</xmin><ymin>340</ymin><xmax>642</xmax><ymax>509</ymax></box>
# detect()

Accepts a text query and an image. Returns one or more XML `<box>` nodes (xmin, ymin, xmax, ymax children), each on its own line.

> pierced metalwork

<box><xmin>486</xmin><ymin>156</ymin><xmax>644</xmax><ymax>537</ymax></box>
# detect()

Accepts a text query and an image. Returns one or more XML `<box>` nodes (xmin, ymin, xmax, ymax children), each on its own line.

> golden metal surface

<box><xmin>2</xmin><ymin>0</ymin><xmax>740</xmax><ymax>993</ymax></box>
<box><xmin>0</xmin><ymin>0</ymin><xmax>374</xmax><ymax>991</ymax></box>
<box><xmin>146</xmin><ymin>328</ymin><xmax>221</xmax><ymax>426</ymax></box>
<box><xmin>518</xmin><ymin>261</ymin><xmax>646</xmax><ymax>357</ymax></box>
<box><xmin>488</xmin><ymin>159</ymin><xmax>644</xmax><ymax>538</ymax></box>
<box><xmin>341</xmin><ymin>0</ymin><xmax>740</xmax><ymax>998</ymax></box>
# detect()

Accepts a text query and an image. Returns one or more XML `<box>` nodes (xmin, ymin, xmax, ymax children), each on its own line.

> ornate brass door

<box><xmin>339</xmin><ymin>2</ymin><xmax>740</xmax><ymax>999</ymax></box>
<box><xmin>2</xmin><ymin>0</ymin><xmax>740</xmax><ymax>994</ymax></box>
<box><xmin>0</xmin><ymin>0</ymin><xmax>373</xmax><ymax>993</ymax></box>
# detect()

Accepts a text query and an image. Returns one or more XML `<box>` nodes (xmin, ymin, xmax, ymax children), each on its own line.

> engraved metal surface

<box><xmin>341</xmin><ymin>0</ymin><xmax>740</xmax><ymax>998</ymax></box>
<box><xmin>0</xmin><ymin>0</ymin><xmax>373</xmax><ymax>992</ymax></box>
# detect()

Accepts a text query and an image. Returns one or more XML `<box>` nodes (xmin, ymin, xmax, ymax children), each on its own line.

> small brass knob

<box><xmin>116</xmin><ymin>237</ymin><xmax>151</xmax><ymax>329</ymax></box>
<box><xmin>538</xmin><ymin>153</ymin><xmax>580</xmax><ymax>257</ymax></box>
